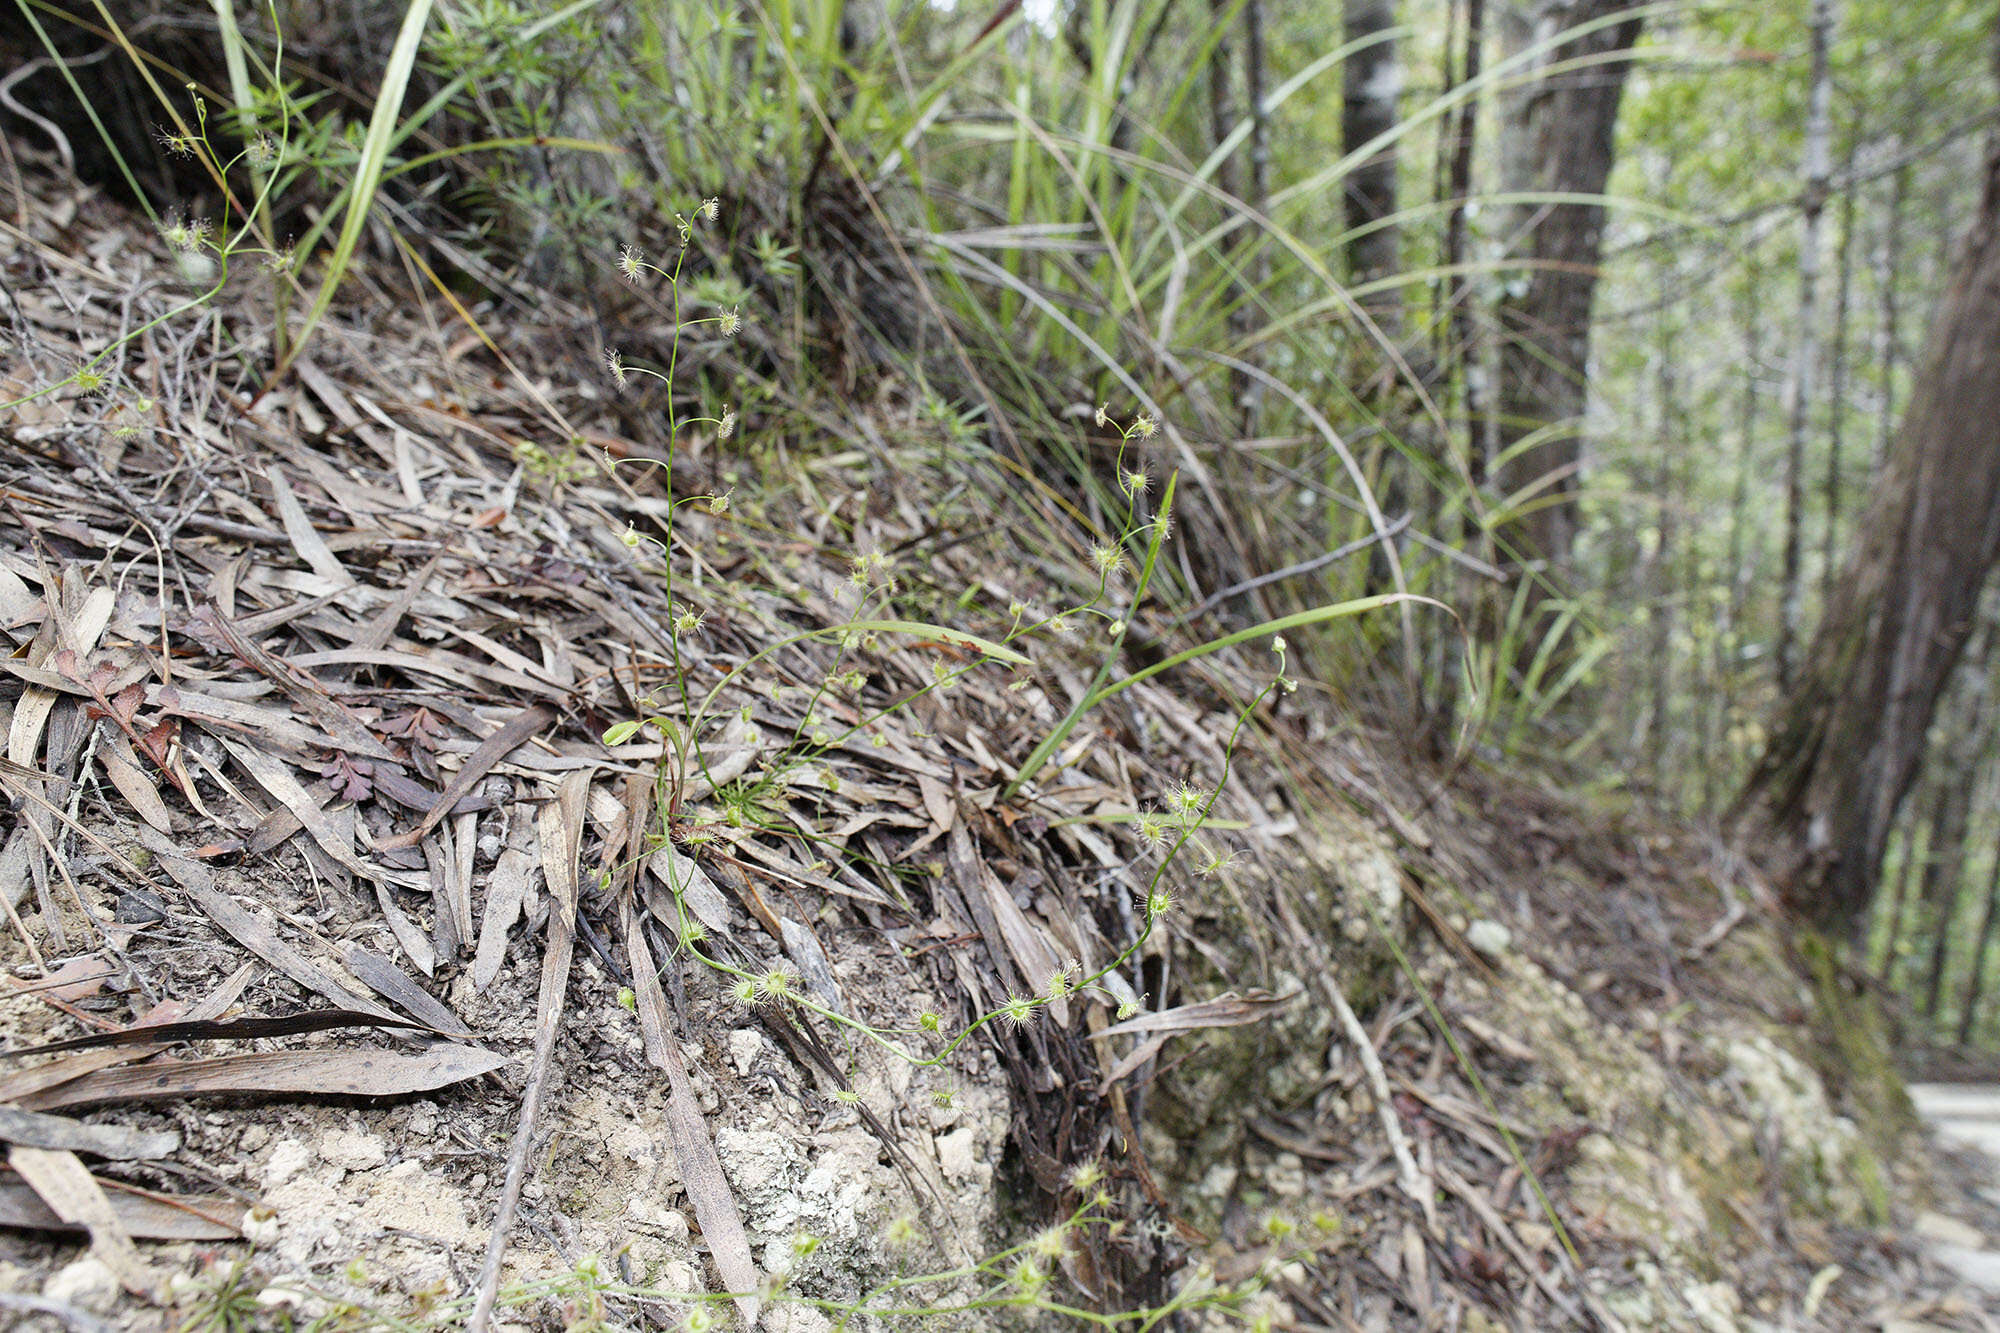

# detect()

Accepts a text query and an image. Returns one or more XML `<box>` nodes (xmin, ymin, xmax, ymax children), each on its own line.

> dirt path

<box><xmin>1911</xmin><ymin>1084</ymin><xmax>2000</xmax><ymax>1296</ymax></box>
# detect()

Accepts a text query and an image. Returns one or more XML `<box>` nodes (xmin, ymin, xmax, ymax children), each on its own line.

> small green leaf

<box><xmin>602</xmin><ymin>719</ymin><xmax>643</xmax><ymax>746</ymax></box>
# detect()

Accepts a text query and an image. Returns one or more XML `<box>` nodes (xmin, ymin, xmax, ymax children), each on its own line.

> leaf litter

<box><xmin>0</xmin><ymin>144</ymin><xmax>1994</xmax><ymax>1333</ymax></box>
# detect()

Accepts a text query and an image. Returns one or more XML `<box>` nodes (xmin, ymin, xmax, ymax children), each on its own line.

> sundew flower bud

<box><xmin>1115</xmin><ymin>998</ymin><xmax>1141</xmax><ymax>1020</ymax></box>
<box><xmin>617</xmin><ymin>244</ymin><xmax>645</xmax><ymax>282</ymax></box>
<box><xmin>1146</xmin><ymin>887</ymin><xmax>1176</xmax><ymax>919</ymax></box>
<box><xmin>162</xmin><ymin>214</ymin><xmax>210</xmax><ymax>252</ymax></box>
<box><xmin>1000</xmin><ymin>993</ymin><xmax>1037</xmax><ymax>1026</ymax></box>
<box><xmin>1028</xmin><ymin>1225</ymin><xmax>1071</xmax><ymax>1262</ymax></box>
<box><xmin>1170</xmin><ymin>781</ymin><xmax>1208</xmax><ymax>820</ymax></box>
<box><xmin>700</xmin><ymin>197</ymin><xmax>720</xmax><ymax>221</ymax></box>
<box><xmin>756</xmin><ymin>967</ymin><xmax>800</xmax><ymax>1004</ymax></box>
<box><xmin>717</xmin><ymin>406</ymin><xmax>737</xmax><ymax>440</ymax></box>
<box><xmin>1132</xmin><ymin>413</ymin><xmax>1158</xmax><ymax>439</ymax></box>
<box><xmin>1121</xmin><ymin>468</ymin><xmax>1150</xmax><ymax>497</ymax></box>
<box><xmin>673</xmin><ymin>606</ymin><xmax>706</xmax><ymax>636</ymax></box>
<box><xmin>718</xmin><ymin>307</ymin><xmax>742</xmax><ymax>337</ymax></box>
<box><xmin>605</xmin><ymin>348</ymin><xmax>628</xmax><ymax>389</ymax></box>
<box><xmin>621</xmin><ymin>525</ymin><xmax>643</xmax><ymax>548</ymax></box>
<box><xmin>1094</xmin><ymin>403</ymin><xmax>1111</xmax><ymax>428</ymax></box>
<box><xmin>1091</xmin><ymin>544</ymin><xmax>1126</xmax><ymax>576</ymax></box>
<box><xmin>1007</xmin><ymin>1258</ymin><xmax>1048</xmax><ymax>1294</ymax></box>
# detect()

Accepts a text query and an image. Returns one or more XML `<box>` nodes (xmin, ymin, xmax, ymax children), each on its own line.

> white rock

<box><xmin>318</xmin><ymin>1129</ymin><xmax>387</xmax><ymax>1172</ymax></box>
<box><xmin>657</xmin><ymin>1258</ymin><xmax>700</xmax><ymax>1296</ymax></box>
<box><xmin>42</xmin><ymin>1257</ymin><xmax>119</xmax><ymax>1314</ymax></box>
<box><xmin>730</xmin><ymin>1029</ymin><xmax>764</xmax><ymax>1076</ymax></box>
<box><xmin>935</xmin><ymin>1125</ymin><xmax>979</xmax><ymax>1179</ymax></box>
<box><xmin>264</xmin><ymin>1138</ymin><xmax>314</xmax><ymax>1187</ymax></box>
<box><xmin>1466</xmin><ymin>919</ymin><xmax>1513</xmax><ymax>958</ymax></box>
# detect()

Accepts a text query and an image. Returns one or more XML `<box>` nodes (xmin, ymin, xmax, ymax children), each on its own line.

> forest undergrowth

<box><xmin>4</xmin><ymin>0</ymin><xmax>2000</xmax><ymax>1329</ymax></box>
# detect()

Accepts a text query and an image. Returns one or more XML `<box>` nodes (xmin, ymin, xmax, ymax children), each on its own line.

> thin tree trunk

<box><xmin>1776</xmin><ymin>0</ymin><xmax>1838</xmax><ymax>693</ymax></box>
<box><xmin>1918</xmin><ymin>746</ymin><xmax>1986</xmax><ymax>1016</ymax></box>
<box><xmin>1823</xmin><ymin>135</ymin><xmax>1859</xmax><ymax>600</ymax></box>
<box><xmin>1877</xmin><ymin>796</ymin><xmax>1927</xmax><ymax>983</ymax></box>
<box><xmin>1647</xmin><ymin>262</ymin><xmax>1680</xmax><ymax>779</ymax></box>
<box><xmin>1207</xmin><ymin>0</ymin><xmax>1240</xmax><ymax>204</ymax></box>
<box><xmin>1445</xmin><ymin>0</ymin><xmax>1488</xmax><ymax>472</ymax></box>
<box><xmin>1244</xmin><ymin>0</ymin><xmax>1269</xmax><ymax>213</ymax></box>
<box><xmin>1491</xmin><ymin>0</ymin><xmax>1646</xmax><ymax>578</ymax></box>
<box><xmin>1874</xmin><ymin>158</ymin><xmax>1909</xmax><ymax>477</ymax></box>
<box><xmin>1717</xmin><ymin>285</ymin><xmax>1762</xmax><ymax>799</ymax></box>
<box><xmin>1920</xmin><ymin>619</ymin><xmax>1997</xmax><ymax>1014</ymax></box>
<box><xmin>1240</xmin><ymin>0</ymin><xmax>1270</xmax><ymax>432</ymax></box>
<box><xmin>1343</xmin><ymin>0</ymin><xmax>1402</xmax><ymax>297</ymax></box>
<box><xmin>1736</xmin><ymin>32</ymin><xmax>2000</xmax><ymax>934</ymax></box>
<box><xmin>1956</xmin><ymin>822</ymin><xmax>2000</xmax><ymax>1045</ymax></box>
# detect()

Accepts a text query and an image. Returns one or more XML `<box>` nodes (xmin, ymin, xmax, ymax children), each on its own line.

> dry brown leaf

<box><xmin>1090</xmin><ymin>989</ymin><xmax>1297</xmax><ymax>1041</ymax></box>
<box><xmin>98</xmin><ymin>732</ymin><xmax>172</xmax><ymax>834</ymax></box>
<box><xmin>15</xmin><ymin>1044</ymin><xmax>510</xmax><ymax>1112</ymax></box>
<box><xmin>0</xmin><ymin>1108</ymin><xmax>178</xmax><ymax>1160</ymax></box>
<box><xmin>466</xmin><ymin>770</ymin><xmax>588</xmax><ymax>1333</ymax></box>
<box><xmin>622</xmin><ymin>897</ymin><xmax>763</xmax><ymax>1330</ymax></box>
<box><xmin>473</xmin><ymin>838</ymin><xmax>535</xmax><ymax>993</ymax></box>
<box><xmin>340</xmin><ymin>946</ymin><xmax>471</xmax><ymax>1037</ymax></box>
<box><xmin>8</xmin><ymin>1146</ymin><xmax>161</xmax><ymax>1296</ymax></box>
<box><xmin>266</xmin><ymin>465</ymin><xmax>352</xmax><ymax>588</ymax></box>
<box><xmin>0</xmin><ymin>1176</ymin><xmax>243</xmax><ymax>1241</ymax></box>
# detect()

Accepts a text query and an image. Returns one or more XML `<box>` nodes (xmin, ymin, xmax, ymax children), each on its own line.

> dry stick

<box><xmin>1434</xmin><ymin>1160</ymin><xmax>1604</xmax><ymax>1331</ymax></box>
<box><xmin>1325</xmin><ymin>973</ymin><xmax>1432</xmax><ymax>1226</ymax></box>
<box><xmin>467</xmin><ymin>770</ymin><xmax>587</xmax><ymax>1333</ymax></box>
<box><xmin>1272</xmin><ymin>888</ymin><xmax>1432</xmax><ymax>1223</ymax></box>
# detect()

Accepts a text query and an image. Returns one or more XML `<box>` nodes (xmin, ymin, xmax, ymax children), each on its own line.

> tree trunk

<box><xmin>1718</xmin><ymin>284</ymin><xmax>1763</xmax><ymax>800</ymax></box>
<box><xmin>1342</xmin><ymin>0</ymin><xmax>1402</xmax><ymax>297</ymax></box>
<box><xmin>1443</xmin><ymin>0</ymin><xmax>1489</xmax><ymax>472</ymax></box>
<box><xmin>1736</xmin><ymin>35</ymin><xmax>2000</xmax><ymax>934</ymax></box>
<box><xmin>1240</xmin><ymin>0</ymin><xmax>1271</xmax><ymax>432</ymax></box>
<box><xmin>1874</xmin><ymin>159</ymin><xmax>1910</xmax><ymax>476</ymax></box>
<box><xmin>1776</xmin><ymin>0</ymin><xmax>1838</xmax><ymax>692</ymax></box>
<box><xmin>1875</xmin><ymin>796</ymin><xmax>1926</xmax><ymax>982</ymax></box>
<box><xmin>1491</xmin><ymin>0</ymin><xmax>1646</xmax><ymax>576</ymax></box>
<box><xmin>1646</xmin><ymin>261</ymin><xmax>1680</xmax><ymax>780</ymax></box>
<box><xmin>1918</xmin><ymin>759</ymin><xmax>1983</xmax><ymax>1017</ymax></box>
<box><xmin>1823</xmin><ymin>134</ymin><xmax>1859</xmax><ymax>602</ymax></box>
<box><xmin>1956</xmin><ymin>825</ymin><xmax>2000</xmax><ymax>1045</ymax></box>
<box><xmin>1207</xmin><ymin>0</ymin><xmax>1241</xmax><ymax>204</ymax></box>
